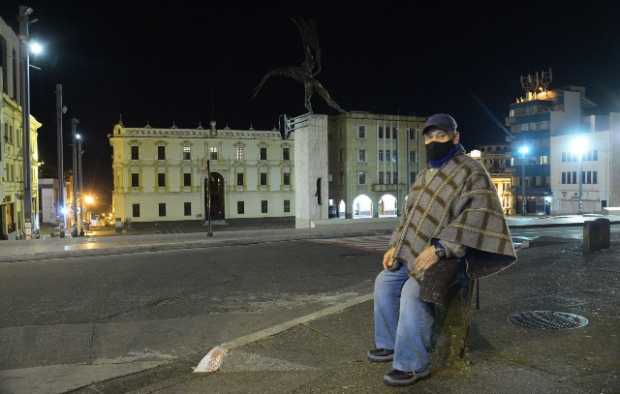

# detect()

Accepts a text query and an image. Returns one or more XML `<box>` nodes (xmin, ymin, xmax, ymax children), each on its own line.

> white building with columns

<box><xmin>550</xmin><ymin>112</ymin><xmax>620</xmax><ymax>213</ymax></box>
<box><xmin>109</xmin><ymin>121</ymin><xmax>295</xmax><ymax>223</ymax></box>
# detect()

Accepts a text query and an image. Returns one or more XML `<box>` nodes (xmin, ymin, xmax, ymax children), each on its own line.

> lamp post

<box><xmin>78</xmin><ymin>134</ymin><xmax>84</xmax><ymax>236</ymax></box>
<box><xmin>56</xmin><ymin>84</ymin><xmax>66</xmax><ymax>237</ymax></box>
<box><xmin>206</xmin><ymin>160</ymin><xmax>213</xmax><ymax>237</ymax></box>
<box><xmin>71</xmin><ymin>119</ymin><xmax>80</xmax><ymax>237</ymax></box>
<box><xmin>518</xmin><ymin>145</ymin><xmax>530</xmax><ymax>215</ymax></box>
<box><xmin>18</xmin><ymin>6</ymin><xmax>36</xmax><ymax>239</ymax></box>
<box><xmin>570</xmin><ymin>135</ymin><xmax>589</xmax><ymax>215</ymax></box>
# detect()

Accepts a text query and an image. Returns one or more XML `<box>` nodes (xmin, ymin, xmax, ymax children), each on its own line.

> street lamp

<box><xmin>29</xmin><ymin>40</ymin><xmax>43</xmax><ymax>56</ymax></box>
<box><xmin>518</xmin><ymin>145</ymin><xmax>530</xmax><ymax>215</ymax></box>
<box><xmin>570</xmin><ymin>135</ymin><xmax>590</xmax><ymax>214</ymax></box>
<box><xmin>18</xmin><ymin>6</ymin><xmax>44</xmax><ymax>239</ymax></box>
<box><xmin>71</xmin><ymin>120</ymin><xmax>80</xmax><ymax>237</ymax></box>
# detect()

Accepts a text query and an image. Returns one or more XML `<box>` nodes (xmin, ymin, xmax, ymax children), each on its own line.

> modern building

<box><xmin>327</xmin><ymin>111</ymin><xmax>426</xmax><ymax>219</ymax></box>
<box><xmin>506</xmin><ymin>69</ymin><xmax>596</xmax><ymax>214</ymax></box>
<box><xmin>469</xmin><ymin>144</ymin><xmax>514</xmax><ymax>215</ymax></box>
<box><xmin>550</xmin><ymin>112</ymin><xmax>620</xmax><ymax>213</ymax></box>
<box><xmin>0</xmin><ymin>16</ymin><xmax>42</xmax><ymax>240</ymax></box>
<box><xmin>109</xmin><ymin>121</ymin><xmax>295</xmax><ymax>223</ymax></box>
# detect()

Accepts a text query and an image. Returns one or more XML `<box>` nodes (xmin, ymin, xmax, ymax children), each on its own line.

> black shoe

<box><xmin>383</xmin><ymin>368</ymin><xmax>430</xmax><ymax>386</ymax></box>
<box><xmin>367</xmin><ymin>348</ymin><xmax>394</xmax><ymax>363</ymax></box>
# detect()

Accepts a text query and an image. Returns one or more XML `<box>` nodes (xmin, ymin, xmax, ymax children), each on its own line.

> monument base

<box><xmin>293</xmin><ymin>114</ymin><xmax>329</xmax><ymax>229</ymax></box>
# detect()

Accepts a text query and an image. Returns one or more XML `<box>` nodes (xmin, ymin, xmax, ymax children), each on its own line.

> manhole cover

<box><xmin>509</xmin><ymin>311</ymin><xmax>589</xmax><ymax>330</ymax></box>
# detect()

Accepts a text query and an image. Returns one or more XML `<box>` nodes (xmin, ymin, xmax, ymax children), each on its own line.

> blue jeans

<box><xmin>374</xmin><ymin>264</ymin><xmax>433</xmax><ymax>372</ymax></box>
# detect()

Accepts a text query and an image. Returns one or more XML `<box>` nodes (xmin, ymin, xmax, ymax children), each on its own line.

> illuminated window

<box><xmin>209</xmin><ymin>146</ymin><xmax>218</xmax><ymax>160</ymax></box>
<box><xmin>183</xmin><ymin>146</ymin><xmax>191</xmax><ymax>160</ymax></box>
<box><xmin>235</xmin><ymin>146</ymin><xmax>245</xmax><ymax>160</ymax></box>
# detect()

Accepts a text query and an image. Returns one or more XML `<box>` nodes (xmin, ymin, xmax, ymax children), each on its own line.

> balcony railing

<box><xmin>371</xmin><ymin>183</ymin><xmax>407</xmax><ymax>192</ymax></box>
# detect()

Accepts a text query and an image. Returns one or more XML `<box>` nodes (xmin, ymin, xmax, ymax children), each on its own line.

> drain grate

<box><xmin>509</xmin><ymin>311</ymin><xmax>589</xmax><ymax>330</ymax></box>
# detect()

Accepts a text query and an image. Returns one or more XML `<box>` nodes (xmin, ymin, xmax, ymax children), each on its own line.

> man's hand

<box><xmin>382</xmin><ymin>247</ymin><xmax>396</xmax><ymax>270</ymax></box>
<box><xmin>411</xmin><ymin>246</ymin><xmax>439</xmax><ymax>276</ymax></box>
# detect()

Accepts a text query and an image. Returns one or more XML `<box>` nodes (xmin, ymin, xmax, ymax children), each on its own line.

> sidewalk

<box><xmin>2</xmin><ymin>215</ymin><xmax>619</xmax><ymax>263</ymax></box>
<box><xmin>74</xmin><ymin>239</ymin><xmax>620</xmax><ymax>393</ymax></box>
<box><xmin>0</xmin><ymin>220</ymin><xmax>397</xmax><ymax>263</ymax></box>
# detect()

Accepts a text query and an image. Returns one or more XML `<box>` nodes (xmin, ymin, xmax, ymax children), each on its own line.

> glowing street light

<box><xmin>518</xmin><ymin>145</ymin><xmax>530</xmax><ymax>156</ymax></box>
<box><xmin>29</xmin><ymin>40</ymin><xmax>43</xmax><ymax>55</ymax></box>
<box><xmin>84</xmin><ymin>194</ymin><xmax>95</xmax><ymax>206</ymax></box>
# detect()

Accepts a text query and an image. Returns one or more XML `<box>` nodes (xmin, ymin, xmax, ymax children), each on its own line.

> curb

<box><xmin>507</xmin><ymin>220</ymin><xmax>620</xmax><ymax>229</ymax></box>
<box><xmin>0</xmin><ymin>230</ymin><xmax>393</xmax><ymax>263</ymax></box>
<box><xmin>2</xmin><ymin>221</ymin><xmax>617</xmax><ymax>263</ymax></box>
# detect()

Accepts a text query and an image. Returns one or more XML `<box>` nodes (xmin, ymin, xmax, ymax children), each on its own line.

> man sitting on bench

<box><xmin>368</xmin><ymin>113</ymin><xmax>517</xmax><ymax>387</ymax></box>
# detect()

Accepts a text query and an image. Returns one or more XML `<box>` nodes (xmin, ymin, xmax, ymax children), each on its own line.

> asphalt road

<box><xmin>1</xmin><ymin>224</ymin><xmax>618</xmax><ymax>393</ymax></box>
<box><xmin>0</xmin><ymin>239</ymin><xmax>383</xmax><ymax>392</ymax></box>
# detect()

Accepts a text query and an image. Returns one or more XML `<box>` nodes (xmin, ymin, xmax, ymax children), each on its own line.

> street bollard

<box><xmin>115</xmin><ymin>218</ymin><xmax>123</xmax><ymax>234</ymax></box>
<box><xmin>583</xmin><ymin>218</ymin><xmax>610</xmax><ymax>253</ymax></box>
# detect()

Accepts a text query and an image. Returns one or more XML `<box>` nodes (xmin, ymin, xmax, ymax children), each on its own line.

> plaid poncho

<box><xmin>389</xmin><ymin>148</ymin><xmax>517</xmax><ymax>304</ymax></box>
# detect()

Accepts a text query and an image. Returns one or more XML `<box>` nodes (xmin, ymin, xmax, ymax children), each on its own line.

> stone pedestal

<box><xmin>294</xmin><ymin>114</ymin><xmax>329</xmax><ymax>229</ymax></box>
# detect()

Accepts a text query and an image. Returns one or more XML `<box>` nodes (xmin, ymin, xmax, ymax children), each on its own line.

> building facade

<box><xmin>469</xmin><ymin>144</ymin><xmax>514</xmax><ymax>215</ymax></box>
<box><xmin>0</xmin><ymin>16</ymin><xmax>42</xmax><ymax>240</ymax></box>
<box><xmin>109</xmin><ymin>121</ymin><xmax>295</xmax><ymax>223</ymax></box>
<box><xmin>327</xmin><ymin>112</ymin><xmax>426</xmax><ymax>219</ymax></box>
<box><xmin>550</xmin><ymin>113</ymin><xmax>620</xmax><ymax>213</ymax></box>
<box><xmin>506</xmin><ymin>70</ymin><xmax>596</xmax><ymax>214</ymax></box>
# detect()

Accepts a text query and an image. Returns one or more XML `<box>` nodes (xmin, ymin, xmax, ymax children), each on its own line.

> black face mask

<box><xmin>426</xmin><ymin>141</ymin><xmax>455</xmax><ymax>163</ymax></box>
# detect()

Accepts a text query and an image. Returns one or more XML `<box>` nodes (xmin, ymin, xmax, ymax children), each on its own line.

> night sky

<box><xmin>1</xmin><ymin>2</ymin><xmax>619</xmax><ymax>210</ymax></box>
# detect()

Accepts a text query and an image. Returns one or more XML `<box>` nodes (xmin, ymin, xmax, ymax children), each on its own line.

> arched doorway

<box><xmin>205</xmin><ymin>172</ymin><xmax>225</xmax><ymax>220</ymax></box>
<box><xmin>379</xmin><ymin>194</ymin><xmax>397</xmax><ymax>217</ymax></box>
<box><xmin>352</xmin><ymin>194</ymin><xmax>373</xmax><ymax>219</ymax></box>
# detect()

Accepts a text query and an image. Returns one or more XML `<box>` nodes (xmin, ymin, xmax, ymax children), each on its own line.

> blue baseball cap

<box><xmin>422</xmin><ymin>113</ymin><xmax>458</xmax><ymax>134</ymax></box>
